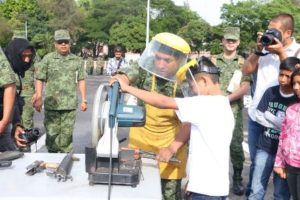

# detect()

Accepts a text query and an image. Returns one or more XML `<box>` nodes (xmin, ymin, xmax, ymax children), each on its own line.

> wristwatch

<box><xmin>82</xmin><ymin>99</ymin><xmax>88</xmax><ymax>104</ymax></box>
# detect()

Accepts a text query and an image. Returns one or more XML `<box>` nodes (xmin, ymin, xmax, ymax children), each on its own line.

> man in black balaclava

<box><xmin>5</xmin><ymin>38</ymin><xmax>36</xmax><ymax>78</ymax></box>
<box><xmin>0</xmin><ymin>38</ymin><xmax>36</xmax><ymax>151</ymax></box>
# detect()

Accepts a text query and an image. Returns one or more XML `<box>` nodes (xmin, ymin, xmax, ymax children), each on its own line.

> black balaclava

<box><xmin>4</xmin><ymin>38</ymin><xmax>36</xmax><ymax>78</ymax></box>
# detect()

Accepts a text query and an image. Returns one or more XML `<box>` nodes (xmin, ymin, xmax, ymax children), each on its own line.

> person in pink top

<box><xmin>274</xmin><ymin>67</ymin><xmax>300</xmax><ymax>200</ymax></box>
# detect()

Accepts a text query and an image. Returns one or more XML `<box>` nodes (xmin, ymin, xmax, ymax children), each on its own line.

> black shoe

<box><xmin>233</xmin><ymin>180</ymin><xmax>245</xmax><ymax>196</ymax></box>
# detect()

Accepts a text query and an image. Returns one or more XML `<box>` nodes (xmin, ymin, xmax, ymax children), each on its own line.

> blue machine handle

<box><xmin>109</xmin><ymin>82</ymin><xmax>120</xmax><ymax>128</ymax></box>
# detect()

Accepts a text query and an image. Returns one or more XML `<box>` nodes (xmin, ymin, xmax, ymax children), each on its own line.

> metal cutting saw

<box><xmin>85</xmin><ymin>81</ymin><xmax>145</xmax><ymax>187</ymax></box>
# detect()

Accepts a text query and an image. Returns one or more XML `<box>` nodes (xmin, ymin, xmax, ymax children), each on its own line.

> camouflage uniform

<box><xmin>11</xmin><ymin>31</ymin><xmax>39</xmax><ymax>129</ymax></box>
<box><xmin>0</xmin><ymin>46</ymin><xmax>17</xmax><ymax>151</ymax></box>
<box><xmin>94</xmin><ymin>57</ymin><xmax>105</xmax><ymax>75</ymax></box>
<box><xmin>20</xmin><ymin>65</ymin><xmax>35</xmax><ymax>128</ymax></box>
<box><xmin>121</xmin><ymin>62</ymin><xmax>186</xmax><ymax>200</ymax></box>
<box><xmin>85</xmin><ymin>56</ymin><xmax>94</xmax><ymax>75</ymax></box>
<box><xmin>211</xmin><ymin>27</ymin><xmax>251</xmax><ymax>195</ymax></box>
<box><xmin>36</xmin><ymin>51</ymin><xmax>86</xmax><ymax>153</ymax></box>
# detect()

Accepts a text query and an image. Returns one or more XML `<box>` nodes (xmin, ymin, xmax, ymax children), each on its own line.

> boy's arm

<box><xmin>114</xmin><ymin>75</ymin><xmax>178</xmax><ymax>109</ymax></box>
<box><xmin>156</xmin><ymin>123</ymin><xmax>191</xmax><ymax>162</ymax></box>
<box><xmin>255</xmin><ymin>91</ymin><xmax>283</xmax><ymax>131</ymax></box>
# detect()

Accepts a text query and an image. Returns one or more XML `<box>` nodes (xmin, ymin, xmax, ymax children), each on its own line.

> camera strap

<box><xmin>254</xmin><ymin>51</ymin><xmax>269</xmax><ymax>56</ymax></box>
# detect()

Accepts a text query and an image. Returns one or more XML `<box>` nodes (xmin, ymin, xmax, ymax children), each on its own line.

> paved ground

<box><xmin>33</xmin><ymin>75</ymin><xmax>275</xmax><ymax>200</ymax></box>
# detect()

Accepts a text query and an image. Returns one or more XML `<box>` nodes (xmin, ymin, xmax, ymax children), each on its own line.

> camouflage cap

<box><xmin>224</xmin><ymin>27</ymin><xmax>240</xmax><ymax>40</ymax></box>
<box><xmin>54</xmin><ymin>29</ymin><xmax>71</xmax><ymax>41</ymax></box>
<box><xmin>12</xmin><ymin>30</ymin><xmax>26</xmax><ymax>39</ymax></box>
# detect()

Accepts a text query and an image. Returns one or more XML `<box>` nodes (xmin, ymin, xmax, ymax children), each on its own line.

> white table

<box><xmin>0</xmin><ymin>153</ymin><xmax>161</xmax><ymax>200</ymax></box>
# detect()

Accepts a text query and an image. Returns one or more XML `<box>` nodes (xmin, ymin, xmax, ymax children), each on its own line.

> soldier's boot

<box><xmin>233</xmin><ymin>168</ymin><xmax>245</xmax><ymax>196</ymax></box>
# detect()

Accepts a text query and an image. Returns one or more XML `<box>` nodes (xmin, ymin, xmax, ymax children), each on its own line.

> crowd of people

<box><xmin>1</xmin><ymin>12</ymin><xmax>300</xmax><ymax>200</ymax></box>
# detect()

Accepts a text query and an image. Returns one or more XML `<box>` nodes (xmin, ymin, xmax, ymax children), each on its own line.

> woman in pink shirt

<box><xmin>274</xmin><ymin>68</ymin><xmax>300</xmax><ymax>200</ymax></box>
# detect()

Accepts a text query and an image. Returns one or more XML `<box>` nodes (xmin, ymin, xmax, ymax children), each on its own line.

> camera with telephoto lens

<box><xmin>260</xmin><ymin>28</ymin><xmax>282</xmax><ymax>46</ymax></box>
<box><xmin>20</xmin><ymin>128</ymin><xmax>41</xmax><ymax>144</ymax></box>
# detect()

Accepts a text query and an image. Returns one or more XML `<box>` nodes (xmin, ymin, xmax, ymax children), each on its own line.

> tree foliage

<box><xmin>220</xmin><ymin>0</ymin><xmax>300</xmax><ymax>53</ymax></box>
<box><xmin>1</xmin><ymin>0</ymin><xmax>300</xmax><ymax>57</ymax></box>
<box><xmin>177</xmin><ymin>19</ymin><xmax>211</xmax><ymax>52</ymax></box>
<box><xmin>109</xmin><ymin>16</ymin><xmax>147</xmax><ymax>53</ymax></box>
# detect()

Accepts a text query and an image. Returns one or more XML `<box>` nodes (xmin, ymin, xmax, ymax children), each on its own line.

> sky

<box><xmin>171</xmin><ymin>0</ymin><xmax>232</xmax><ymax>26</ymax></box>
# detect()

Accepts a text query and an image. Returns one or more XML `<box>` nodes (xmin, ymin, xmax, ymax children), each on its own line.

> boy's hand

<box><xmin>273</xmin><ymin>167</ymin><xmax>287</xmax><ymax>179</ymax></box>
<box><xmin>156</xmin><ymin>146</ymin><xmax>176</xmax><ymax>162</ymax></box>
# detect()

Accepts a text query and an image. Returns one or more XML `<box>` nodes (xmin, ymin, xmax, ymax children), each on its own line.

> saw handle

<box><xmin>109</xmin><ymin>81</ymin><xmax>120</xmax><ymax>128</ymax></box>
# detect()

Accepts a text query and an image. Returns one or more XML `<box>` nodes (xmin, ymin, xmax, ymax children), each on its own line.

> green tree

<box><xmin>220</xmin><ymin>0</ymin><xmax>300</xmax><ymax>53</ymax></box>
<box><xmin>37</xmin><ymin>0</ymin><xmax>84</xmax><ymax>41</ymax></box>
<box><xmin>150</xmin><ymin>0</ymin><xmax>199</xmax><ymax>34</ymax></box>
<box><xmin>177</xmin><ymin>19</ymin><xmax>211</xmax><ymax>52</ymax></box>
<box><xmin>82</xmin><ymin>0</ymin><xmax>146</xmax><ymax>43</ymax></box>
<box><xmin>31</xmin><ymin>32</ymin><xmax>54</xmax><ymax>58</ymax></box>
<box><xmin>0</xmin><ymin>0</ymin><xmax>42</xmax><ymax>43</ymax></box>
<box><xmin>109</xmin><ymin>16</ymin><xmax>147</xmax><ymax>52</ymax></box>
<box><xmin>0</xmin><ymin>14</ymin><xmax>12</xmax><ymax>46</ymax></box>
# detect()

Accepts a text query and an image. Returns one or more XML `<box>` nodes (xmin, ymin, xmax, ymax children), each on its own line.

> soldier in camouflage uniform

<box><xmin>11</xmin><ymin>30</ymin><xmax>40</xmax><ymax>129</ymax></box>
<box><xmin>4</xmin><ymin>37</ymin><xmax>37</xmax><ymax>150</ymax></box>
<box><xmin>94</xmin><ymin>56</ymin><xmax>106</xmax><ymax>75</ymax></box>
<box><xmin>86</xmin><ymin>54</ymin><xmax>94</xmax><ymax>75</ymax></box>
<box><xmin>117</xmin><ymin>33</ymin><xmax>190</xmax><ymax>200</ymax></box>
<box><xmin>20</xmin><ymin>64</ymin><xmax>35</xmax><ymax>129</ymax></box>
<box><xmin>0</xmin><ymin>46</ymin><xmax>17</xmax><ymax>151</ymax></box>
<box><xmin>33</xmin><ymin>29</ymin><xmax>87</xmax><ymax>153</ymax></box>
<box><xmin>211</xmin><ymin>27</ymin><xmax>251</xmax><ymax>196</ymax></box>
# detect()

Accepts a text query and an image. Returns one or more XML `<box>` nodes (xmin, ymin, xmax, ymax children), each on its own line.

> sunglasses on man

<box><xmin>56</xmin><ymin>40</ymin><xmax>70</xmax><ymax>45</ymax></box>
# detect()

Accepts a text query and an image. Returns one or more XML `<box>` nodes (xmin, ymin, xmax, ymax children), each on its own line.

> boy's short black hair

<box><xmin>291</xmin><ymin>68</ymin><xmax>300</xmax><ymax>83</ymax></box>
<box><xmin>188</xmin><ymin>56</ymin><xmax>220</xmax><ymax>83</ymax></box>
<box><xmin>280</xmin><ymin>57</ymin><xmax>300</xmax><ymax>72</ymax></box>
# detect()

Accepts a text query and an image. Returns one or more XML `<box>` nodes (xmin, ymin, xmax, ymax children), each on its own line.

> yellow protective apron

<box><xmin>129</xmin><ymin>76</ymin><xmax>187</xmax><ymax>179</ymax></box>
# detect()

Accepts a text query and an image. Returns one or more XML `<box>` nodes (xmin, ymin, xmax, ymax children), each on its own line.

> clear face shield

<box><xmin>176</xmin><ymin>59</ymin><xmax>200</xmax><ymax>97</ymax></box>
<box><xmin>176</xmin><ymin>58</ymin><xmax>221</xmax><ymax>97</ymax></box>
<box><xmin>138</xmin><ymin>40</ymin><xmax>188</xmax><ymax>81</ymax></box>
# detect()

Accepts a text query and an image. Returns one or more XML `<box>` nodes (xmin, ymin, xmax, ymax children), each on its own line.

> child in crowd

<box><xmin>274</xmin><ymin>67</ymin><xmax>300</xmax><ymax>200</ymax></box>
<box><xmin>248</xmin><ymin>57</ymin><xmax>300</xmax><ymax>200</ymax></box>
<box><xmin>113</xmin><ymin>56</ymin><xmax>234</xmax><ymax>200</ymax></box>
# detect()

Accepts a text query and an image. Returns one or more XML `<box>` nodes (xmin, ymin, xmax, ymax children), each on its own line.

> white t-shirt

<box><xmin>248</xmin><ymin>38</ymin><xmax>300</xmax><ymax>121</ymax></box>
<box><xmin>175</xmin><ymin>95</ymin><xmax>234</xmax><ymax>196</ymax></box>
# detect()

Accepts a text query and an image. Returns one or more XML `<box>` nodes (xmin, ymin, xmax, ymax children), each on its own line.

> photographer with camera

<box><xmin>242</xmin><ymin>13</ymin><xmax>300</xmax><ymax>198</ymax></box>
